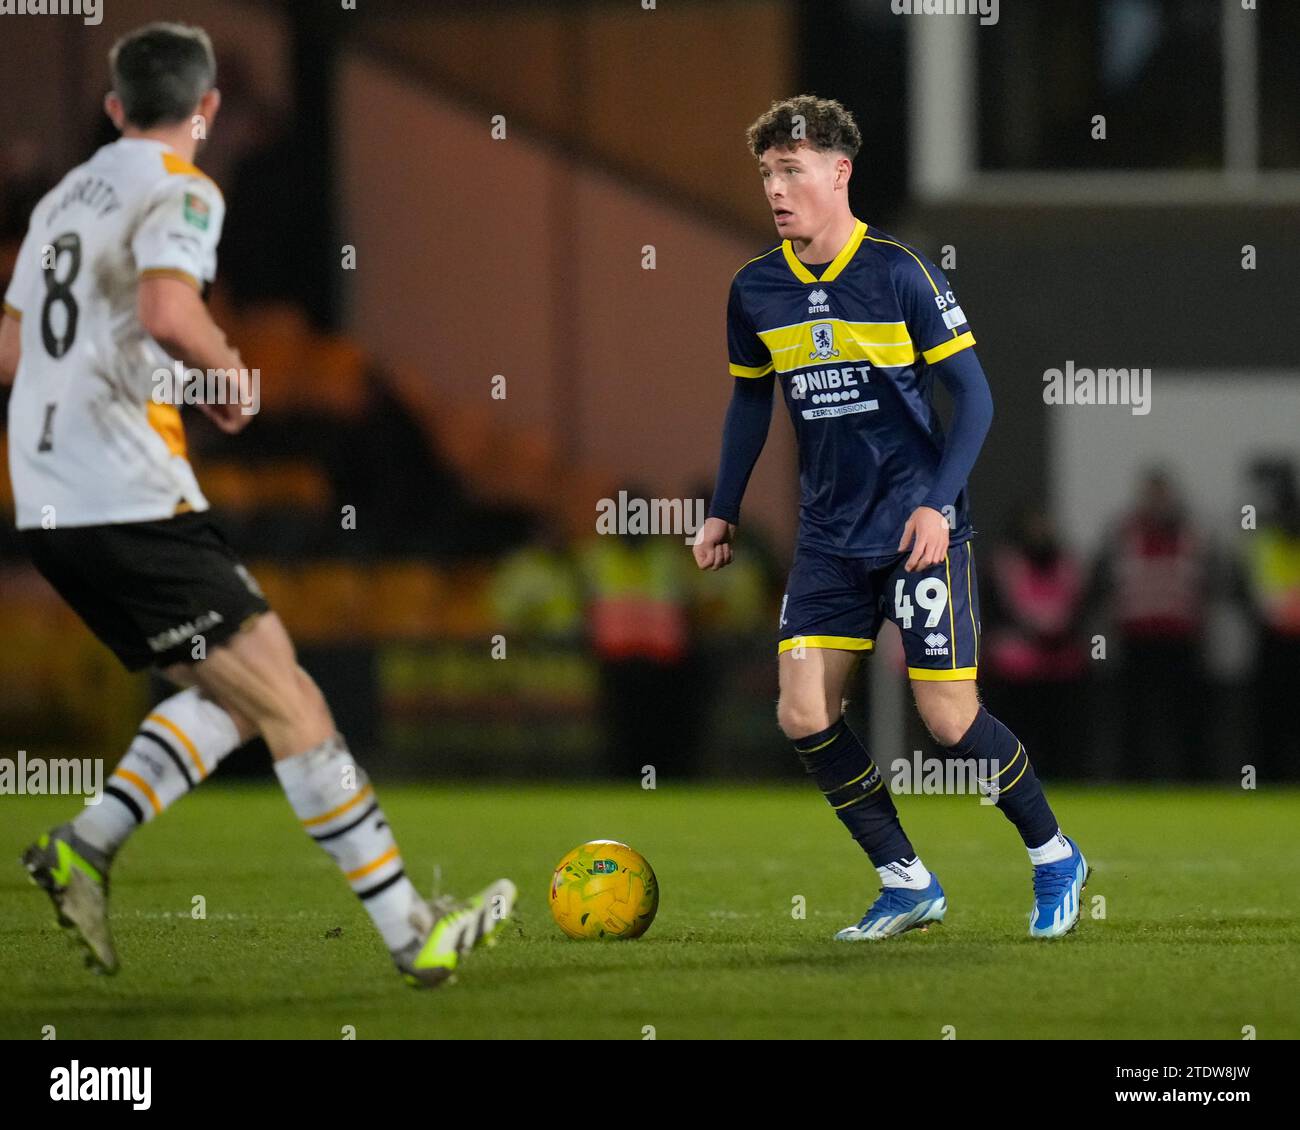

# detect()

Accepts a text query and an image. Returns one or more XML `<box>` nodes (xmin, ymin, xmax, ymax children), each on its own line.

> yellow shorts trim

<box><xmin>779</xmin><ymin>635</ymin><xmax>875</xmax><ymax>655</ymax></box>
<box><xmin>908</xmin><ymin>666</ymin><xmax>978</xmax><ymax>682</ymax></box>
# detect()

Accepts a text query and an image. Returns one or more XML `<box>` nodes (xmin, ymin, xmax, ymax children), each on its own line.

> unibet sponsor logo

<box><xmin>789</xmin><ymin>365</ymin><xmax>871</xmax><ymax>400</ymax></box>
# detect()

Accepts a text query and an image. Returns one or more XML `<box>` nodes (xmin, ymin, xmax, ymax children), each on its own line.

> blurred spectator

<box><xmin>1242</xmin><ymin>457</ymin><xmax>1300</xmax><ymax>779</ymax></box>
<box><xmin>578</xmin><ymin>484</ymin><xmax>697</xmax><ymax>779</ymax></box>
<box><xmin>1090</xmin><ymin>467</ymin><xmax>1212</xmax><ymax>779</ymax></box>
<box><xmin>980</xmin><ymin>504</ymin><xmax>1089</xmax><ymax>778</ymax></box>
<box><xmin>685</xmin><ymin>477</ymin><xmax>784</xmax><ymax>770</ymax></box>
<box><xmin>490</xmin><ymin>518</ymin><xmax>584</xmax><ymax>645</ymax></box>
<box><xmin>687</xmin><ymin>476</ymin><xmax>783</xmax><ymax>652</ymax></box>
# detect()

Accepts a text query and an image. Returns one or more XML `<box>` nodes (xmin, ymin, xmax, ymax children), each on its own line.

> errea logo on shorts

<box><xmin>924</xmin><ymin>632</ymin><xmax>949</xmax><ymax>655</ymax></box>
<box><xmin>808</xmin><ymin>289</ymin><xmax>830</xmax><ymax>314</ymax></box>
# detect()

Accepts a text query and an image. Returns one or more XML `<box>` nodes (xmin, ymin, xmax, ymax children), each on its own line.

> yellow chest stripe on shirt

<box><xmin>757</xmin><ymin>319</ymin><xmax>916</xmax><ymax>374</ymax></box>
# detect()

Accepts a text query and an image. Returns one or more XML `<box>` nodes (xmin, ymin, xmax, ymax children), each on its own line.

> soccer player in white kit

<box><xmin>0</xmin><ymin>22</ymin><xmax>513</xmax><ymax>987</ymax></box>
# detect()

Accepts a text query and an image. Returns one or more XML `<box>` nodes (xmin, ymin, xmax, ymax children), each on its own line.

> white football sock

<box><xmin>274</xmin><ymin>734</ymin><xmax>428</xmax><ymax>951</ymax></box>
<box><xmin>73</xmin><ymin>687</ymin><xmax>243</xmax><ymax>857</ymax></box>
<box><xmin>1028</xmin><ymin>829</ymin><xmax>1072</xmax><ymax>865</ymax></box>
<box><xmin>877</xmin><ymin>855</ymin><xmax>933</xmax><ymax>890</ymax></box>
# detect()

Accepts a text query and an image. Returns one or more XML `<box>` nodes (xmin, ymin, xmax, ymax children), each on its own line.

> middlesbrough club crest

<box><xmin>809</xmin><ymin>322</ymin><xmax>840</xmax><ymax>360</ymax></box>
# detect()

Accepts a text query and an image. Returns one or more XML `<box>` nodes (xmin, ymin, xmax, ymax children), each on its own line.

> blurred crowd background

<box><xmin>1</xmin><ymin>0</ymin><xmax>1297</xmax><ymax>782</ymax></box>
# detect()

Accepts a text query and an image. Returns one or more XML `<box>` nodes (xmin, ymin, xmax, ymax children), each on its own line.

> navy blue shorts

<box><xmin>777</xmin><ymin>539</ymin><xmax>981</xmax><ymax>681</ymax></box>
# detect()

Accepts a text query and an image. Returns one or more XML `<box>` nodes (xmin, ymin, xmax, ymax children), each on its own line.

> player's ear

<box><xmin>104</xmin><ymin>92</ymin><xmax>125</xmax><ymax>132</ymax></box>
<box><xmin>196</xmin><ymin>88</ymin><xmax>221</xmax><ymax>136</ymax></box>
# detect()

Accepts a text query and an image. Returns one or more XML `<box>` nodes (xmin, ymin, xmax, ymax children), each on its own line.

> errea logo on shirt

<box><xmin>808</xmin><ymin>289</ymin><xmax>829</xmax><ymax>314</ymax></box>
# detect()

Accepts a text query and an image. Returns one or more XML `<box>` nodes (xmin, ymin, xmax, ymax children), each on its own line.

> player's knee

<box><xmin>777</xmin><ymin>695</ymin><xmax>836</xmax><ymax>741</ymax></box>
<box><xmin>917</xmin><ymin>700</ymin><xmax>978</xmax><ymax>748</ymax></box>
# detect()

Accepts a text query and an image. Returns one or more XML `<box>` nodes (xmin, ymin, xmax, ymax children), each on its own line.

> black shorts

<box><xmin>19</xmin><ymin>511</ymin><xmax>271</xmax><ymax>672</ymax></box>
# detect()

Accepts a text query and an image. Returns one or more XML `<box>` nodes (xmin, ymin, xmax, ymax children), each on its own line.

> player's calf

<box><xmin>780</xmin><ymin>649</ymin><xmax>936</xmax><ymax>929</ymax></box>
<box><xmin>188</xmin><ymin>611</ymin><xmax>506</xmax><ymax>977</ymax></box>
<box><xmin>923</xmin><ymin>690</ymin><xmax>1085</xmax><ymax>937</ymax></box>
<box><xmin>188</xmin><ymin>611</ymin><xmax>334</xmax><ymax>760</ymax></box>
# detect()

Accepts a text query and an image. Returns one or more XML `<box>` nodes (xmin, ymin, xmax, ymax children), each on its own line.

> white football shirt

<box><xmin>4</xmin><ymin>137</ymin><xmax>225</xmax><ymax>529</ymax></box>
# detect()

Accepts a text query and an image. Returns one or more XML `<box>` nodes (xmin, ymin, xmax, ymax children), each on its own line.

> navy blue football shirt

<box><xmin>727</xmin><ymin>219</ymin><xmax>977</xmax><ymax>556</ymax></box>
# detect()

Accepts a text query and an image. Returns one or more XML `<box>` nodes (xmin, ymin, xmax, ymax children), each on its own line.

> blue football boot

<box><xmin>1028</xmin><ymin>836</ymin><xmax>1090</xmax><ymax>938</ymax></box>
<box><xmin>834</xmin><ymin>873</ymin><xmax>947</xmax><ymax>940</ymax></box>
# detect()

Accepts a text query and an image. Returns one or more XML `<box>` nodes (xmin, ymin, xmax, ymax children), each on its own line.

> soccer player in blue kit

<box><xmin>693</xmin><ymin>96</ymin><xmax>1089</xmax><ymax>939</ymax></box>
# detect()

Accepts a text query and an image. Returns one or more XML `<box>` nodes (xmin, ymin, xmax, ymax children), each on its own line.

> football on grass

<box><xmin>549</xmin><ymin>839</ymin><xmax>658</xmax><ymax>939</ymax></box>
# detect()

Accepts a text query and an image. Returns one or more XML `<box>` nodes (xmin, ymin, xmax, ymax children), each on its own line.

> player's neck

<box><xmin>119</xmin><ymin>126</ymin><xmax>199</xmax><ymax>165</ymax></box>
<box><xmin>791</xmin><ymin>211</ymin><xmax>860</xmax><ymax>265</ymax></box>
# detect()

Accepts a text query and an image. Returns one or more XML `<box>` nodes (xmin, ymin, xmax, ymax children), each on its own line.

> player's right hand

<box><xmin>197</xmin><ymin>399</ymin><xmax>252</xmax><ymax>434</ymax></box>
<box><xmin>693</xmin><ymin>516</ymin><xmax>736</xmax><ymax>571</ymax></box>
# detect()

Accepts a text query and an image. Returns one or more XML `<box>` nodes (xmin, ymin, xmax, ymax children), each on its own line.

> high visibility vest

<box><xmin>490</xmin><ymin>547</ymin><xmax>583</xmax><ymax>637</ymax></box>
<box><xmin>1245</xmin><ymin>527</ymin><xmax>1300</xmax><ymax>635</ymax></box>
<box><xmin>579</xmin><ymin>537</ymin><xmax>689</xmax><ymax>662</ymax></box>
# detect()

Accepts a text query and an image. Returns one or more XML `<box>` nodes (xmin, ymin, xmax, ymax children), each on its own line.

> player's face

<box><xmin>759</xmin><ymin>144</ymin><xmax>840</xmax><ymax>241</ymax></box>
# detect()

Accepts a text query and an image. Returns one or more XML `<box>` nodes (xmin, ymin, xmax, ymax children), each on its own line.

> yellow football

<box><xmin>549</xmin><ymin>839</ymin><xmax>659</xmax><ymax>939</ymax></box>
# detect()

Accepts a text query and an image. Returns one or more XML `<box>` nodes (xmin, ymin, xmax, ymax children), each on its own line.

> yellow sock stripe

<box><xmin>112</xmin><ymin>767</ymin><xmax>162</xmax><ymax>816</ymax></box>
<box><xmin>982</xmin><ymin>738</ymin><xmax>1024</xmax><ymax>780</ymax></box>
<box><xmin>976</xmin><ymin>741</ymin><xmax>1025</xmax><ymax>784</ymax></box>
<box><xmin>830</xmin><ymin>762</ymin><xmax>878</xmax><ymax>792</ymax></box>
<box><xmin>301</xmin><ymin>784</ymin><xmax>375</xmax><ymax>829</ymax></box>
<box><xmin>146</xmin><ymin>713</ymin><xmax>208</xmax><ymax>780</ymax></box>
<box><xmin>345</xmin><ymin>845</ymin><xmax>400</xmax><ymax>882</ymax></box>
<box><xmin>997</xmin><ymin>758</ymin><xmax>1030</xmax><ymax>796</ymax></box>
<box><xmin>834</xmin><ymin>777</ymin><xmax>885</xmax><ymax>809</ymax></box>
<box><xmin>977</xmin><ymin>742</ymin><xmax>1029</xmax><ymax>795</ymax></box>
<box><xmin>797</xmin><ymin>729</ymin><xmax>843</xmax><ymax>755</ymax></box>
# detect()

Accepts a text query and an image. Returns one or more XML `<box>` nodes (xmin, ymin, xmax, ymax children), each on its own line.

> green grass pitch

<box><xmin>2</xmin><ymin>783</ymin><xmax>1297</xmax><ymax>1039</ymax></box>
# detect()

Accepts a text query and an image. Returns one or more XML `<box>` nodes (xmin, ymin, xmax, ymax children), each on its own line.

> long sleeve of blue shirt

<box><xmin>707</xmin><ymin>373</ymin><xmax>775</xmax><ymax>525</ymax></box>
<box><xmin>918</xmin><ymin>346</ymin><xmax>994</xmax><ymax>515</ymax></box>
<box><xmin>708</xmin><ymin>349</ymin><xmax>991</xmax><ymax>527</ymax></box>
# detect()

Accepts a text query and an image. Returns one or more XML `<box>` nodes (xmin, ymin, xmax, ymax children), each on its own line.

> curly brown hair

<box><xmin>745</xmin><ymin>95</ymin><xmax>862</xmax><ymax>160</ymax></box>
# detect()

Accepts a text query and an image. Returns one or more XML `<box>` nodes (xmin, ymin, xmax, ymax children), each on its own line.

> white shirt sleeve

<box><xmin>3</xmin><ymin>222</ymin><xmax>43</xmax><ymax>318</ymax></box>
<box><xmin>131</xmin><ymin>175</ymin><xmax>225</xmax><ymax>289</ymax></box>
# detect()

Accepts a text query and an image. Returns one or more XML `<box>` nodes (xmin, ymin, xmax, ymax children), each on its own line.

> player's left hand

<box><xmin>898</xmin><ymin>506</ymin><xmax>950</xmax><ymax>573</ymax></box>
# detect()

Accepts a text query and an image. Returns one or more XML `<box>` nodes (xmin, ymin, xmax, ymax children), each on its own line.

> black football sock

<box><xmin>793</xmin><ymin>718</ymin><xmax>916</xmax><ymax>868</ymax></box>
<box><xmin>946</xmin><ymin>706</ymin><xmax>1059</xmax><ymax>849</ymax></box>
